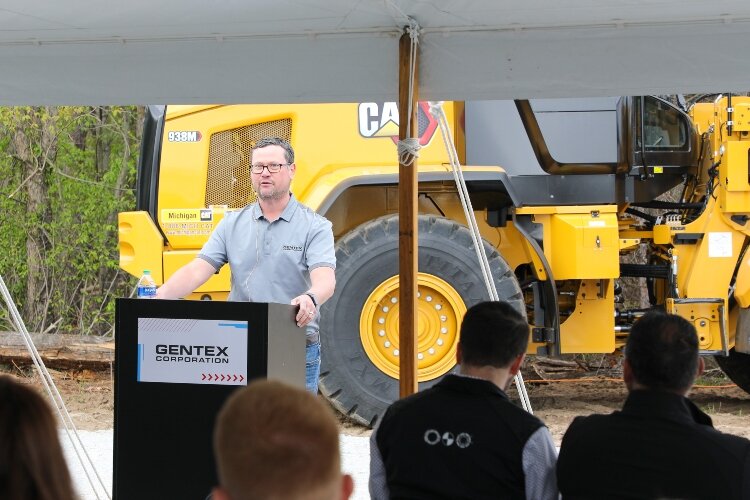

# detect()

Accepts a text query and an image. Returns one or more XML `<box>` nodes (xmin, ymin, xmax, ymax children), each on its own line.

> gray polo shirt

<box><xmin>197</xmin><ymin>195</ymin><xmax>335</xmax><ymax>342</ymax></box>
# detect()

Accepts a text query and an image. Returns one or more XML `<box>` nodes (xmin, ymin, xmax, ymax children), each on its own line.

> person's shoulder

<box><xmin>559</xmin><ymin>412</ymin><xmax>616</xmax><ymax>446</ymax></box>
<box><xmin>221</xmin><ymin>204</ymin><xmax>255</xmax><ymax>221</ymax></box>
<box><xmin>558</xmin><ymin>414</ymin><xmax>612</xmax><ymax>459</ymax></box>
<box><xmin>695</xmin><ymin>420</ymin><xmax>750</xmax><ymax>449</ymax></box>
<box><xmin>213</xmin><ymin>205</ymin><xmax>253</xmax><ymax>232</ymax></box>
<box><xmin>493</xmin><ymin>395</ymin><xmax>548</xmax><ymax>436</ymax></box>
<box><xmin>567</xmin><ymin>412</ymin><xmax>613</xmax><ymax>431</ymax></box>
<box><xmin>381</xmin><ymin>385</ymin><xmax>440</xmax><ymax>420</ymax></box>
<box><xmin>514</xmin><ymin>403</ymin><xmax>549</xmax><ymax>428</ymax></box>
<box><xmin>682</xmin><ymin>422</ymin><xmax>750</xmax><ymax>475</ymax></box>
<box><xmin>571</xmin><ymin>411</ymin><xmax>613</xmax><ymax>424</ymax></box>
<box><xmin>294</xmin><ymin>201</ymin><xmax>332</xmax><ymax>224</ymax></box>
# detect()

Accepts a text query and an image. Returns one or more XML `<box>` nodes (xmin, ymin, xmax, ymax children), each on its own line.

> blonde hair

<box><xmin>214</xmin><ymin>380</ymin><xmax>340</xmax><ymax>500</ymax></box>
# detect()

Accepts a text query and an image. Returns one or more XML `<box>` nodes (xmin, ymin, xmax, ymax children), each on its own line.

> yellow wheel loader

<box><xmin>119</xmin><ymin>96</ymin><xmax>750</xmax><ymax>426</ymax></box>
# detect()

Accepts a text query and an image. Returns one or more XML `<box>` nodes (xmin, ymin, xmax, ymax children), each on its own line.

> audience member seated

<box><xmin>557</xmin><ymin>310</ymin><xmax>750</xmax><ymax>499</ymax></box>
<box><xmin>0</xmin><ymin>374</ymin><xmax>76</xmax><ymax>500</ymax></box>
<box><xmin>212</xmin><ymin>379</ymin><xmax>353</xmax><ymax>500</ymax></box>
<box><xmin>369</xmin><ymin>301</ymin><xmax>558</xmax><ymax>500</ymax></box>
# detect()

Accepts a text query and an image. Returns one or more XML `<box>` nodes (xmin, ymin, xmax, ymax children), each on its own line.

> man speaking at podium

<box><xmin>155</xmin><ymin>137</ymin><xmax>336</xmax><ymax>394</ymax></box>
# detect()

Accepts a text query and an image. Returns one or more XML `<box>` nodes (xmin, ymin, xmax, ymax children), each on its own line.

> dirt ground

<box><xmin>524</xmin><ymin>378</ymin><xmax>750</xmax><ymax>444</ymax></box>
<box><xmin>3</xmin><ymin>363</ymin><xmax>749</xmax><ymax>446</ymax></box>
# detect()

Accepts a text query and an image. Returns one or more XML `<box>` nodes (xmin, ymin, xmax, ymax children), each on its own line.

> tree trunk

<box><xmin>13</xmin><ymin>107</ymin><xmax>58</xmax><ymax>331</ymax></box>
<box><xmin>96</xmin><ymin>106</ymin><xmax>111</xmax><ymax>178</ymax></box>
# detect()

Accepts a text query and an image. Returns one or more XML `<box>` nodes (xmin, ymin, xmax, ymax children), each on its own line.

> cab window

<box><xmin>636</xmin><ymin>96</ymin><xmax>688</xmax><ymax>150</ymax></box>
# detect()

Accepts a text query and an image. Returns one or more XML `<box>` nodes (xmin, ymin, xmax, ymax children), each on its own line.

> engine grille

<box><xmin>205</xmin><ymin>118</ymin><xmax>292</xmax><ymax>209</ymax></box>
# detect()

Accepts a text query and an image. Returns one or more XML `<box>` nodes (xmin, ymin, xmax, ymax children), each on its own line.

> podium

<box><xmin>113</xmin><ymin>298</ymin><xmax>304</xmax><ymax>500</ymax></box>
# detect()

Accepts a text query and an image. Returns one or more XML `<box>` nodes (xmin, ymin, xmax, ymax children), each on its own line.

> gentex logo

<box><xmin>358</xmin><ymin>102</ymin><xmax>438</xmax><ymax>146</ymax></box>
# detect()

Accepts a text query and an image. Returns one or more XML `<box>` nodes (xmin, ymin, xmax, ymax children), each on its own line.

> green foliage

<box><xmin>695</xmin><ymin>368</ymin><xmax>731</xmax><ymax>387</ymax></box>
<box><xmin>0</xmin><ymin>106</ymin><xmax>141</xmax><ymax>335</ymax></box>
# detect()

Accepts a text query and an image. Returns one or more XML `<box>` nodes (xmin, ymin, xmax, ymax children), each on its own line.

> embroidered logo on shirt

<box><xmin>456</xmin><ymin>433</ymin><xmax>472</xmax><ymax>448</ymax></box>
<box><xmin>424</xmin><ymin>429</ymin><xmax>472</xmax><ymax>448</ymax></box>
<box><xmin>282</xmin><ymin>245</ymin><xmax>303</xmax><ymax>252</ymax></box>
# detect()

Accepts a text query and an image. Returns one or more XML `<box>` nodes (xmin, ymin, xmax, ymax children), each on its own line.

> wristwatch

<box><xmin>305</xmin><ymin>291</ymin><xmax>318</xmax><ymax>307</ymax></box>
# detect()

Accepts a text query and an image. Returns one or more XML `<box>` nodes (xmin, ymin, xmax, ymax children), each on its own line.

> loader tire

<box><xmin>715</xmin><ymin>349</ymin><xmax>750</xmax><ymax>395</ymax></box>
<box><xmin>318</xmin><ymin>214</ymin><xmax>524</xmax><ymax>427</ymax></box>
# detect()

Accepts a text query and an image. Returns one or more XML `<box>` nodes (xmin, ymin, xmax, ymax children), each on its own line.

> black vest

<box><xmin>375</xmin><ymin>375</ymin><xmax>544</xmax><ymax>500</ymax></box>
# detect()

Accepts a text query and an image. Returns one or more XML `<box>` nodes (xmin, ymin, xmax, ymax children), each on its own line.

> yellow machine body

<box><xmin>120</xmin><ymin>97</ymin><xmax>750</xmax><ymax>425</ymax></box>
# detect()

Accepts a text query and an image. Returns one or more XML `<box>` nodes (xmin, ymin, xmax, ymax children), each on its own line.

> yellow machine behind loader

<box><xmin>119</xmin><ymin>96</ymin><xmax>750</xmax><ymax>426</ymax></box>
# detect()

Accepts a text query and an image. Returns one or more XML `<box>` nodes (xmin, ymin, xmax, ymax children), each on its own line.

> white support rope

<box><xmin>428</xmin><ymin>101</ymin><xmax>534</xmax><ymax>414</ymax></box>
<box><xmin>0</xmin><ymin>275</ymin><xmax>111</xmax><ymax>499</ymax></box>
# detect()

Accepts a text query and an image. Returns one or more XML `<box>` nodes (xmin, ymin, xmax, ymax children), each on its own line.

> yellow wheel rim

<box><xmin>360</xmin><ymin>273</ymin><xmax>465</xmax><ymax>382</ymax></box>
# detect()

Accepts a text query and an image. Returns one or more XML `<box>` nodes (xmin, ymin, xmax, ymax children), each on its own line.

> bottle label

<box><xmin>137</xmin><ymin>285</ymin><xmax>157</xmax><ymax>299</ymax></box>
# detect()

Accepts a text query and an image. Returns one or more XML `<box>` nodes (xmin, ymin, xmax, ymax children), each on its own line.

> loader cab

<box><xmin>626</xmin><ymin>95</ymin><xmax>700</xmax><ymax>172</ymax></box>
<box><xmin>465</xmin><ymin>95</ymin><xmax>701</xmax><ymax>206</ymax></box>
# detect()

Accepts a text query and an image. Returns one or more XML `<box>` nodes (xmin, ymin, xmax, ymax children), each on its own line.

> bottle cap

<box><xmin>143</xmin><ymin>270</ymin><xmax>151</xmax><ymax>274</ymax></box>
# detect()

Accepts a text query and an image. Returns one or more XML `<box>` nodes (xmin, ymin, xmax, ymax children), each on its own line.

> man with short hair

<box><xmin>156</xmin><ymin>137</ymin><xmax>336</xmax><ymax>393</ymax></box>
<box><xmin>212</xmin><ymin>379</ymin><xmax>354</xmax><ymax>500</ymax></box>
<box><xmin>557</xmin><ymin>310</ymin><xmax>750</xmax><ymax>499</ymax></box>
<box><xmin>369</xmin><ymin>301</ymin><xmax>558</xmax><ymax>500</ymax></box>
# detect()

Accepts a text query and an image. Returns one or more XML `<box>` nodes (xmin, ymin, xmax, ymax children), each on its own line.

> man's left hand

<box><xmin>291</xmin><ymin>294</ymin><xmax>317</xmax><ymax>328</ymax></box>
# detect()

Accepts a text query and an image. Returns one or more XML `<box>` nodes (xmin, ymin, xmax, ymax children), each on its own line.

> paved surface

<box><xmin>62</xmin><ymin>430</ymin><xmax>371</xmax><ymax>500</ymax></box>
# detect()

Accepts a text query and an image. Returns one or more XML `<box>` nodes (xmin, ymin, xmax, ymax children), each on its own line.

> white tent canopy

<box><xmin>1</xmin><ymin>0</ymin><xmax>750</xmax><ymax>105</ymax></box>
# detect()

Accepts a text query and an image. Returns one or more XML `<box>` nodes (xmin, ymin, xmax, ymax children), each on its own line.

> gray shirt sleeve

<box><xmin>368</xmin><ymin>427</ymin><xmax>390</xmax><ymax>500</ymax></box>
<box><xmin>197</xmin><ymin>216</ymin><xmax>229</xmax><ymax>270</ymax></box>
<box><xmin>305</xmin><ymin>215</ymin><xmax>335</xmax><ymax>270</ymax></box>
<box><xmin>522</xmin><ymin>426</ymin><xmax>559</xmax><ymax>500</ymax></box>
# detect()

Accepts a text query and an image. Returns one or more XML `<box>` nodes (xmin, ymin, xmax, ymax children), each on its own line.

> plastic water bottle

<box><xmin>136</xmin><ymin>270</ymin><xmax>157</xmax><ymax>299</ymax></box>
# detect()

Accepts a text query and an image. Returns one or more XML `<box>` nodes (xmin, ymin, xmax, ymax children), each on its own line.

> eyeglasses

<box><xmin>250</xmin><ymin>163</ymin><xmax>290</xmax><ymax>174</ymax></box>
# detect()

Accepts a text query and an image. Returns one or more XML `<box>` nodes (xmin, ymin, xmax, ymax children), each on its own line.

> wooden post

<box><xmin>398</xmin><ymin>30</ymin><xmax>419</xmax><ymax>398</ymax></box>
